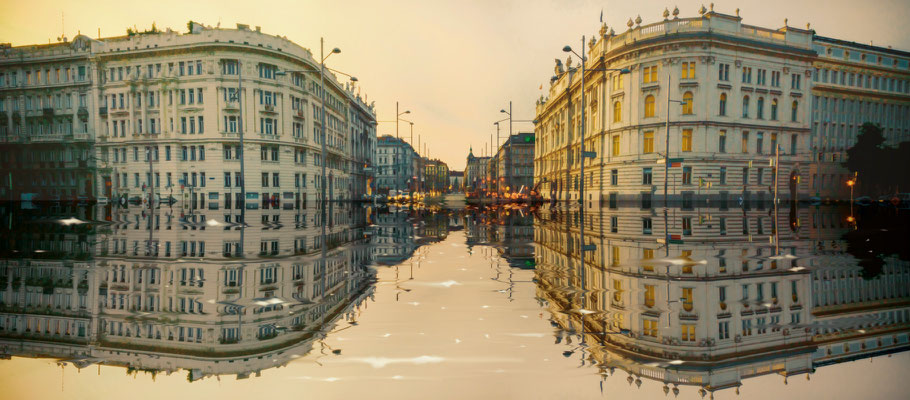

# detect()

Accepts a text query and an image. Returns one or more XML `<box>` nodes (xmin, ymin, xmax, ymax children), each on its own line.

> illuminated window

<box><xmin>682</xmin><ymin>288</ymin><xmax>694</xmax><ymax>311</ymax></box>
<box><xmin>681</xmin><ymin>324</ymin><xmax>696</xmax><ymax>341</ymax></box>
<box><xmin>682</xmin><ymin>92</ymin><xmax>693</xmax><ymax>114</ymax></box>
<box><xmin>644</xmin><ymin>95</ymin><xmax>655</xmax><ymax>117</ymax></box>
<box><xmin>681</xmin><ymin>61</ymin><xmax>696</xmax><ymax>79</ymax></box>
<box><xmin>771</xmin><ymin>98</ymin><xmax>779</xmax><ymax>120</ymax></box>
<box><xmin>681</xmin><ymin>129</ymin><xmax>693</xmax><ymax>152</ymax></box>
<box><xmin>613</xmin><ymin>101</ymin><xmax>622</xmax><ymax>122</ymax></box>
<box><xmin>644</xmin><ymin>285</ymin><xmax>655</xmax><ymax>307</ymax></box>
<box><xmin>643</xmin><ymin>319</ymin><xmax>658</xmax><ymax>337</ymax></box>
<box><xmin>719</xmin><ymin>93</ymin><xmax>727</xmax><ymax>115</ymax></box>
<box><xmin>742</xmin><ymin>95</ymin><xmax>750</xmax><ymax>118</ymax></box>
<box><xmin>643</xmin><ymin>248</ymin><xmax>654</xmax><ymax>271</ymax></box>
<box><xmin>643</xmin><ymin>66</ymin><xmax>659</xmax><ymax>83</ymax></box>
<box><xmin>612</xmin><ymin>135</ymin><xmax>620</xmax><ymax>156</ymax></box>
<box><xmin>643</xmin><ymin>131</ymin><xmax>654</xmax><ymax>153</ymax></box>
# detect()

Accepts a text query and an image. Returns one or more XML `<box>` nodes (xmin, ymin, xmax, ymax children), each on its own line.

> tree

<box><xmin>843</xmin><ymin>123</ymin><xmax>888</xmax><ymax>195</ymax></box>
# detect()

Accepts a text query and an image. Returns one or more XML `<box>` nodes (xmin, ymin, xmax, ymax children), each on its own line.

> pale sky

<box><xmin>1</xmin><ymin>0</ymin><xmax>908</xmax><ymax>170</ymax></box>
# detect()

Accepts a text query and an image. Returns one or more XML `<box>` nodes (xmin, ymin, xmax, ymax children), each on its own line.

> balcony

<box><xmin>223</xmin><ymin>101</ymin><xmax>239</xmax><ymax>110</ymax></box>
<box><xmin>261</xmin><ymin>104</ymin><xmax>276</xmax><ymax>113</ymax></box>
<box><xmin>293</xmin><ymin>109</ymin><xmax>305</xmax><ymax>119</ymax></box>
<box><xmin>99</xmin><ymin>106</ymin><xmax>108</xmax><ymax>116</ymax></box>
<box><xmin>42</xmin><ymin>107</ymin><xmax>54</xmax><ymax>117</ymax></box>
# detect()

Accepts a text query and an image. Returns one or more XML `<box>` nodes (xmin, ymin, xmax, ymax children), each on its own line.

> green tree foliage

<box><xmin>843</xmin><ymin>122</ymin><xmax>910</xmax><ymax>195</ymax></box>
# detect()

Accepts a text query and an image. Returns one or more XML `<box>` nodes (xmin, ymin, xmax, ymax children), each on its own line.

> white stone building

<box><xmin>534</xmin><ymin>7</ymin><xmax>909</xmax><ymax>206</ymax></box>
<box><xmin>0</xmin><ymin>22</ymin><xmax>377</xmax><ymax>206</ymax></box>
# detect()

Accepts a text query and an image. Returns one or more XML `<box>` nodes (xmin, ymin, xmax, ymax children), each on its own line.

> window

<box><xmin>613</xmin><ymin>101</ymin><xmax>622</xmax><ymax>122</ymax></box>
<box><xmin>719</xmin><ymin>217</ymin><xmax>727</xmax><ymax>235</ymax></box>
<box><xmin>790</xmin><ymin>134</ymin><xmax>797</xmax><ymax>155</ymax></box>
<box><xmin>682</xmin><ymin>287</ymin><xmax>694</xmax><ymax>310</ymax></box>
<box><xmin>644</xmin><ymin>285</ymin><xmax>655</xmax><ymax>307</ymax></box>
<box><xmin>718</xmin><ymin>63</ymin><xmax>730</xmax><ymax>81</ymax></box>
<box><xmin>642</xmin><ymin>217</ymin><xmax>653</xmax><ymax>235</ymax></box>
<box><xmin>743</xmin><ymin>167</ymin><xmax>750</xmax><ymax>185</ymax></box>
<box><xmin>791</xmin><ymin>73</ymin><xmax>801</xmax><ymax>90</ymax></box>
<box><xmin>262</xmin><ymin>172</ymin><xmax>269</xmax><ymax>187</ymax></box>
<box><xmin>770</xmin><ymin>98</ymin><xmax>779</xmax><ymax>120</ymax></box>
<box><xmin>742</xmin><ymin>66</ymin><xmax>752</xmax><ymax>84</ymax></box>
<box><xmin>719</xmin><ymin>93</ymin><xmax>727</xmax><ymax>116</ymax></box>
<box><xmin>718</xmin><ymin>130</ymin><xmax>727</xmax><ymax>152</ymax></box>
<box><xmin>741</xmin><ymin>132</ymin><xmax>749</xmax><ymax>153</ymax></box>
<box><xmin>643</xmin><ymin>319</ymin><xmax>658</xmax><ymax>337</ymax></box>
<box><xmin>643</xmin><ymin>66</ymin><xmax>658</xmax><ymax>83</ymax></box>
<box><xmin>756</xmin><ymin>97</ymin><xmax>764</xmax><ymax>119</ymax></box>
<box><xmin>681</xmin><ymin>324</ymin><xmax>696</xmax><ymax>342</ymax></box>
<box><xmin>791</xmin><ymin>100</ymin><xmax>799</xmax><ymax>122</ymax></box>
<box><xmin>718</xmin><ymin>321</ymin><xmax>730</xmax><ymax>340</ymax></box>
<box><xmin>682</xmin><ymin>92</ymin><xmax>693</xmax><ymax>114</ymax></box>
<box><xmin>644</xmin><ymin>95</ymin><xmax>655</xmax><ymax>117</ymax></box>
<box><xmin>681</xmin><ymin>61</ymin><xmax>695</xmax><ymax>79</ymax></box>
<box><xmin>681</xmin><ymin>129</ymin><xmax>692</xmax><ymax>152</ymax></box>
<box><xmin>719</xmin><ymin>166</ymin><xmax>727</xmax><ymax>185</ymax></box>
<box><xmin>643</xmin><ymin>131</ymin><xmax>654</xmax><ymax>153</ymax></box>
<box><xmin>742</xmin><ymin>95</ymin><xmax>750</xmax><ymax>118</ymax></box>
<box><xmin>642</xmin><ymin>167</ymin><xmax>652</xmax><ymax>185</ymax></box>
<box><xmin>612</xmin><ymin>135</ymin><xmax>620</xmax><ymax>156</ymax></box>
<box><xmin>756</xmin><ymin>132</ymin><xmax>764</xmax><ymax>154</ymax></box>
<box><xmin>610</xmin><ymin>169</ymin><xmax>618</xmax><ymax>185</ymax></box>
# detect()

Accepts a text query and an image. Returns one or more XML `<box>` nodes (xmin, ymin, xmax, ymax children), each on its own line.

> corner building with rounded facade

<box><xmin>534</xmin><ymin>8</ymin><xmax>910</xmax><ymax>207</ymax></box>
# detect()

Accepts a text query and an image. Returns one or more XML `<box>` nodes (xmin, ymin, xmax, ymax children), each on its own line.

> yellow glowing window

<box><xmin>681</xmin><ymin>129</ymin><xmax>693</xmax><ymax>152</ymax></box>
<box><xmin>650</xmin><ymin>66</ymin><xmax>658</xmax><ymax>83</ymax></box>
<box><xmin>642</xmin><ymin>248</ymin><xmax>655</xmax><ymax>271</ymax></box>
<box><xmin>643</xmin><ymin>131</ymin><xmax>654</xmax><ymax>154</ymax></box>
<box><xmin>643</xmin><ymin>319</ymin><xmax>658</xmax><ymax>337</ymax></box>
<box><xmin>611</xmin><ymin>246</ymin><xmax>620</xmax><ymax>266</ymax></box>
<box><xmin>613</xmin><ymin>101</ymin><xmax>622</xmax><ymax>122</ymax></box>
<box><xmin>643</xmin><ymin>66</ymin><xmax>651</xmax><ymax>83</ymax></box>
<box><xmin>681</xmin><ymin>324</ymin><xmax>696</xmax><ymax>341</ymax></box>
<box><xmin>613</xmin><ymin>278</ymin><xmax>622</xmax><ymax>302</ymax></box>
<box><xmin>644</xmin><ymin>95</ymin><xmax>655</xmax><ymax>117</ymax></box>
<box><xmin>644</xmin><ymin>285</ymin><xmax>655</xmax><ymax>307</ymax></box>
<box><xmin>612</xmin><ymin>135</ymin><xmax>621</xmax><ymax>156</ymax></box>
<box><xmin>682</xmin><ymin>288</ymin><xmax>694</xmax><ymax>311</ymax></box>
<box><xmin>682</xmin><ymin>91</ymin><xmax>694</xmax><ymax>115</ymax></box>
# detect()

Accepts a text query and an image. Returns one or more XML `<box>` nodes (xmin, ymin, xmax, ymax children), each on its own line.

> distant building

<box><xmin>448</xmin><ymin>170</ymin><xmax>464</xmax><ymax>192</ymax></box>
<box><xmin>422</xmin><ymin>157</ymin><xmax>449</xmax><ymax>194</ymax></box>
<box><xmin>464</xmin><ymin>147</ymin><xmax>490</xmax><ymax>193</ymax></box>
<box><xmin>493</xmin><ymin>132</ymin><xmax>535</xmax><ymax>194</ymax></box>
<box><xmin>375</xmin><ymin>135</ymin><xmax>416</xmax><ymax>194</ymax></box>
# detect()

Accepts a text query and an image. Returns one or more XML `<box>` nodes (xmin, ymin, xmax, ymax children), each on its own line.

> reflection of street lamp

<box><xmin>847</xmin><ymin>174</ymin><xmax>857</xmax><ymax>225</ymax></box>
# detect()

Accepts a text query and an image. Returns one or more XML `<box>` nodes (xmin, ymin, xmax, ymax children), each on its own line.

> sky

<box><xmin>1</xmin><ymin>0</ymin><xmax>909</xmax><ymax>170</ymax></box>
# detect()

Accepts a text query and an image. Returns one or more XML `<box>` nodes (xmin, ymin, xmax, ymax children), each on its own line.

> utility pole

<box><xmin>237</xmin><ymin>59</ymin><xmax>246</xmax><ymax>255</ymax></box>
<box><xmin>319</xmin><ymin>37</ymin><xmax>328</xmax><ymax>255</ymax></box>
<box><xmin>664</xmin><ymin>70</ymin><xmax>671</xmax><ymax>209</ymax></box>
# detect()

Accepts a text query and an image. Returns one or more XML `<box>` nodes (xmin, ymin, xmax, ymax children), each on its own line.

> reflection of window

<box><xmin>642</xmin><ymin>248</ymin><xmax>654</xmax><ymax>271</ymax></box>
<box><xmin>611</xmin><ymin>246</ymin><xmax>620</xmax><ymax>267</ymax></box>
<box><xmin>643</xmin><ymin>319</ymin><xmax>658</xmax><ymax>337</ymax></box>
<box><xmin>612</xmin><ymin>135</ymin><xmax>620</xmax><ymax>156</ymax></box>
<box><xmin>612</xmin><ymin>279</ymin><xmax>622</xmax><ymax>302</ymax></box>
<box><xmin>644</xmin><ymin>285</ymin><xmax>655</xmax><ymax>307</ymax></box>
<box><xmin>681</xmin><ymin>324</ymin><xmax>696</xmax><ymax>341</ymax></box>
<box><xmin>682</xmin><ymin>288</ymin><xmax>694</xmax><ymax>311</ymax></box>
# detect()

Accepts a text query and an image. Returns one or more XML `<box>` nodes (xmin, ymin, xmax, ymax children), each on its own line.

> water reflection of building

<box><xmin>463</xmin><ymin>208</ymin><xmax>536</xmax><ymax>268</ymax></box>
<box><xmin>534</xmin><ymin>206</ymin><xmax>910</xmax><ymax>397</ymax></box>
<box><xmin>370</xmin><ymin>208</ymin><xmax>416</xmax><ymax>265</ymax></box>
<box><xmin>0</xmin><ymin>205</ymin><xmax>375</xmax><ymax>381</ymax></box>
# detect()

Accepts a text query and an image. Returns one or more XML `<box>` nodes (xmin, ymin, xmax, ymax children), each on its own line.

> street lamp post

<box><xmin>662</xmin><ymin>72</ymin><xmax>687</xmax><ymax>208</ymax></box>
<box><xmin>561</xmin><ymin>38</ymin><xmax>630</xmax><ymax>270</ymax></box>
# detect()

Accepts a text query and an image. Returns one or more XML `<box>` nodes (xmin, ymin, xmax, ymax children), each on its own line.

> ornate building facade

<box><xmin>534</xmin><ymin>7</ymin><xmax>909</xmax><ymax>206</ymax></box>
<box><xmin>0</xmin><ymin>22</ymin><xmax>377</xmax><ymax>204</ymax></box>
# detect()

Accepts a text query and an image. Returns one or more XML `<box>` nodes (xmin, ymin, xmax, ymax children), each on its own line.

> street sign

<box><xmin>582</xmin><ymin>151</ymin><xmax>597</xmax><ymax>159</ymax></box>
<box><xmin>582</xmin><ymin>244</ymin><xmax>597</xmax><ymax>252</ymax></box>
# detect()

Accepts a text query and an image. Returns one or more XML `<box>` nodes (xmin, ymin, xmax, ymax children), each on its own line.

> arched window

<box><xmin>719</xmin><ymin>93</ymin><xmax>727</xmax><ymax>116</ymax></box>
<box><xmin>757</xmin><ymin>97</ymin><xmax>764</xmax><ymax>119</ymax></box>
<box><xmin>771</xmin><ymin>99</ymin><xmax>779</xmax><ymax>120</ymax></box>
<box><xmin>682</xmin><ymin>92</ymin><xmax>694</xmax><ymax>115</ymax></box>
<box><xmin>742</xmin><ymin>95</ymin><xmax>750</xmax><ymax>118</ymax></box>
<box><xmin>791</xmin><ymin>100</ymin><xmax>799</xmax><ymax>122</ymax></box>
<box><xmin>644</xmin><ymin>95</ymin><xmax>655</xmax><ymax>118</ymax></box>
<box><xmin>613</xmin><ymin>101</ymin><xmax>622</xmax><ymax>123</ymax></box>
